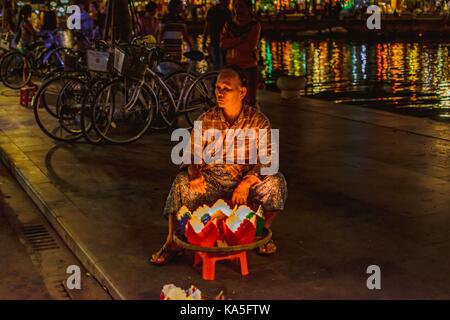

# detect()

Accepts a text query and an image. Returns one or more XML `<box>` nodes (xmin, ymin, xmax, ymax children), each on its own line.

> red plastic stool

<box><xmin>20</xmin><ymin>84</ymin><xmax>37</xmax><ymax>108</ymax></box>
<box><xmin>193</xmin><ymin>251</ymin><xmax>249</xmax><ymax>281</ymax></box>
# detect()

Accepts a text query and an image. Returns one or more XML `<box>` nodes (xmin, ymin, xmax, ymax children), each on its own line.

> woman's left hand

<box><xmin>231</xmin><ymin>181</ymin><xmax>251</xmax><ymax>205</ymax></box>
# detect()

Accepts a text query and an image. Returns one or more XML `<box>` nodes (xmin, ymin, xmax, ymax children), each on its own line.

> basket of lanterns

<box><xmin>173</xmin><ymin>199</ymin><xmax>272</xmax><ymax>253</ymax></box>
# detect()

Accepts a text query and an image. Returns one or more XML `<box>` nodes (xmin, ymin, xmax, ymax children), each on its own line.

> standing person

<box><xmin>187</xmin><ymin>0</ymin><xmax>198</xmax><ymax>21</ymax></box>
<box><xmin>158</xmin><ymin>0</ymin><xmax>192</xmax><ymax>62</ymax></box>
<box><xmin>202</xmin><ymin>0</ymin><xmax>233</xmax><ymax>70</ymax></box>
<box><xmin>15</xmin><ymin>4</ymin><xmax>36</xmax><ymax>53</ymax></box>
<box><xmin>138</xmin><ymin>1</ymin><xmax>160</xmax><ymax>38</ymax></box>
<box><xmin>89</xmin><ymin>1</ymin><xmax>103</xmax><ymax>39</ymax></box>
<box><xmin>40</xmin><ymin>1</ymin><xmax>57</xmax><ymax>32</ymax></box>
<box><xmin>89</xmin><ymin>1</ymin><xmax>99</xmax><ymax>22</ymax></box>
<box><xmin>75</xmin><ymin>0</ymin><xmax>94</xmax><ymax>44</ymax></box>
<box><xmin>220</xmin><ymin>0</ymin><xmax>261</xmax><ymax>108</ymax></box>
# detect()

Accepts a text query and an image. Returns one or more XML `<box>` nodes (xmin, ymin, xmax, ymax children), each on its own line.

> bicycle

<box><xmin>0</xmin><ymin>30</ymin><xmax>73</xmax><ymax>89</ymax></box>
<box><xmin>89</xmin><ymin>44</ymin><xmax>159</xmax><ymax>144</ymax></box>
<box><xmin>89</xmin><ymin>48</ymin><xmax>218</xmax><ymax>144</ymax></box>
<box><xmin>32</xmin><ymin>40</ymin><xmax>112</xmax><ymax>142</ymax></box>
<box><xmin>153</xmin><ymin>50</ymin><xmax>219</xmax><ymax>129</ymax></box>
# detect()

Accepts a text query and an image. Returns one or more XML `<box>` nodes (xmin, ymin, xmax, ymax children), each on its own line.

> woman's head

<box><xmin>215</xmin><ymin>66</ymin><xmax>248</xmax><ymax>108</ymax></box>
<box><xmin>75</xmin><ymin>0</ymin><xmax>87</xmax><ymax>11</ymax></box>
<box><xmin>146</xmin><ymin>1</ymin><xmax>157</xmax><ymax>14</ymax></box>
<box><xmin>90</xmin><ymin>1</ymin><xmax>98</xmax><ymax>12</ymax></box>
<box><xmin>168</xmin><ymin>0</ymin><xmax>183</xmax><ymax>15</ymax></box>
<box><xmin>20</xmin><ymin>5</ymin><xmax>33</xmax><ymax>19</ymax></box>
<box><xmin>233</xmin><ymin>0</ymin><xmax>253</xmax><ymax>22</ymax></box>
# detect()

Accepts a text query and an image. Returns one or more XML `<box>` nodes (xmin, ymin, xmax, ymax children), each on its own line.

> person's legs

<box><xmin>162</xmin><ymin>171</ymin><xmax>206</xmax><ymax>218</ymax></box>
<box><xmin>249</xmin><ymin>172</ymin><xmax>287</xmax><ymax>215</ymax></box>
<box><xmin>150</xmin><ymin>213</ymin><xmax>181</xmax><ymax>265</ymax></box>
<box><xmin>151</xmin><ymin>169</ymin><xmax>238</xmax><ymax>264</ymax></box>
<box><xmin>263</xmin><ymin>210</ymin><xmax>279</xmax><ymax>229</ymax></box>
<box><xmin>257</xmin><ymin>210</ymin><xmax>280</xmax><ymax>255</ymax></box>
<box><xmin>211</xmin><ymin>45</ymin><xmax>223</xmax><ymax>70</ymax></box>
<box><xmin>242</xmin><ymin>66</ymin><xmax>258</xmax><ymax>107</ymax></box>
<box><xmin>248</xmin><ymin>172</ymin><xmax>287</xmax><ymax>255</ymax></box>
<box><xmin>221</xmin><ymin>48</ymin><xmax>227</xmax><ymax>67</ymax></box>
<box><xmin>152</xmin><ymin>171</ymin><xmax>202</xmax><ymax>264</ymax></box>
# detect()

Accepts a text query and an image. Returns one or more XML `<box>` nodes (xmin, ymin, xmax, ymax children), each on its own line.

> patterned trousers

<box><xmin>163</xmin><ymin>166</ymin><xmax>288</xmax><ymax>217</ymax></box>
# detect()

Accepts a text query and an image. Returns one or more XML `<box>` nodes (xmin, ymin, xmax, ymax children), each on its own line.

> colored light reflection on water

<box><xmin>260</xmin><ymin>39</ymin><xmax>450</xmax><ymax>121</ymax></box>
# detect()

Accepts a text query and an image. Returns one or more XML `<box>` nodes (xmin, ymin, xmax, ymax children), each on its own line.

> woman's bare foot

<box><xmin>150</xmin><ymin>243</ymin><xmax>183</xmax><ymax>265</ymax></box>
<box><xmin>257</xmin><ymin>240</ymin><xmax>277</xmax><ymax>256</ymax></box>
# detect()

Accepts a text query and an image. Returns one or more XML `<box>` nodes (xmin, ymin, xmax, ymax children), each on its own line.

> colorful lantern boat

<box><xmin>177</xmin><ymin>200</ymin><xmax>265</xmax><ymax>248</ymax></box>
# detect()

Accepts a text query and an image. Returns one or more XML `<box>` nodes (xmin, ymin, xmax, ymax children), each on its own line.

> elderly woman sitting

<box><xmin>151</xmin><ymin>66</ymin><xmax>287</xmax><ymax>265</ymax></box>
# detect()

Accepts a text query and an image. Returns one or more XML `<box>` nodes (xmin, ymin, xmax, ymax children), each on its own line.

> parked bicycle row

<box><xmin>0</xmin><ymin>32</ymin><xmax>219</xmax><ymax>145</ymax></box>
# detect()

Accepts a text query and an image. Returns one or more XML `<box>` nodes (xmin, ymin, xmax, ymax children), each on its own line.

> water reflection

<box><xmin>260</xmin><ymin>39</ymin><xmax>450</xmax><ymax>121</ymax></box>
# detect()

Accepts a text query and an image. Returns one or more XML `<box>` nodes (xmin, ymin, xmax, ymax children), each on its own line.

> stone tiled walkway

<box><xmin>1</xmin><ymin>86</ymin><xmax>449</xmax><ymax>299</ymax></box>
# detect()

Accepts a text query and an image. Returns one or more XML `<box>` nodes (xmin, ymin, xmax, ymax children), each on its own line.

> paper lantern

<box><xmin>223</xmin><ymin>217</ymin><xmax>257</xmax><ymax>246</ymax></box>
<box><xmin>179</xmin><ymin>200</ymin><xmax>265</xmax><ymax>247</ymax></box>
<box><xmin>185</xmin><ymin>217</ymin><xmax>220</xmax><ymax>247</ymax></box>
<box><xmin>221</xmin><ymin>205</ymin><xmax>259</xmax><ymax>246</ymax></box>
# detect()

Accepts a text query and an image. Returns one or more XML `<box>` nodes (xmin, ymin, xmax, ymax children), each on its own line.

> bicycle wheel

<box><xmin>92</xmin><ymin>78</ymin><xmax>156</xmax><ymax>144</ymax></box>
<box><xmin>0</xmin><ymin>50</ymin><xmax>8</xmax><ymax>83</ymax></box>
<box><xmin>152</xmin><ymin>70</ymin><xmax>196</xmax><ymax>130</ymax></box>
<box><xmin>33</xmin><ymin>75</ymin><xmax>85</xmax><ymax>142</ymax></box>
<box><xmin>80</xmin><ymin>77</ymin><xmax>110</xmax><ymax>144</ymax></box>
<box><xmin>57</xmin><ymin>78</ymin><xmax>87</xmax><ymax>136</ymax></box>
<box><xmin>0</xmin><ymin>51</ymin><xmax>31</xmax><ymax>89</ymax></box>
<box><xmin>35</xmin><ymin>72</ymin><xmax>86</xmax><ymax>117</ymax></box>
<box><xmin>182</xmin><ymin>71</ymin><xmax>218</xmax><ymax>128</ymax></box>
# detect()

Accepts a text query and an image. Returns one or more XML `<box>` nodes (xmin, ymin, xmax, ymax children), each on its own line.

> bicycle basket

<box><xmin>113</xmin><ymin>46</ymin><xmax>148</xmax><ymax>79</ymax></box>
<box><xmin>86</xmin><ymin>49</ymin><xmax>112</xmax><ymax>73</ymax></box>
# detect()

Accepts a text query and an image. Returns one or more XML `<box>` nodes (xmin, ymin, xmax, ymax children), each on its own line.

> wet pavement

<box><xmin>0</xmin><ymin>86</ymin><xmax>449</xmax><ymax>299</ymax></box>
<box><xmin>0</xmin><ymin>164</ymin><xmax>51</xmax><ymax>300</ymax></box>
<box><xmin>0</xmin><ymin>160</ymin><xmax>111</xmax><ymax>300</ymax></box>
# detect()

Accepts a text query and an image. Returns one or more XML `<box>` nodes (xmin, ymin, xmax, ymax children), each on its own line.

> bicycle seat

<box><xmin>183</xmin><ymin>50</ymin><xmax>205</xmax><ymax>62</ymax></box>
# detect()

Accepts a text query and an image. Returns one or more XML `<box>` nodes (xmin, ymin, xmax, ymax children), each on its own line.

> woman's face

<box><xmin>233</xmin><ymin>0</ymin><xmax>250</xmax><ymax>21</ymax></box>
<box><xmin>215</xmin><ymin>71</ymin><xmax>246</xmax><ymax>109</ymax></box>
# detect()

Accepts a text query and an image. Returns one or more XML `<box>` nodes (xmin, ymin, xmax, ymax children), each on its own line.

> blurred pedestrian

<box><xmin>15</xmin><ymin>4</ymin><xmax>36</xmax><ymax>53</ymax></box>
<box><xmin>220</xmin><ymin>0</ymin><xmax>261</xmax><ymax>107</ymax></box>
<box><xmin>74</xmin><ymin>0</ymin><xmax>94</xmax><ymax>48</ymax></box>
<box><xmin>89</xmin><ymin>1</ymin><xmax>104</xmax><ymax>39</ymax></box>
<box><xmin>41</xmin><ymin>1</ymin><xmax>57</xmax><ymax>32</ymax></box>
<box><xmin>202</xmin><ymin>0</ymin><xmax>233</xmax><ymax>70</ymax></box>
<box><xmin>138</xmin><ymin>1</ymin><xmax>160</xmax><ymax>38</ymax></box>
<box><xmin>158</xmin><ymin>0</ymin><xmax>192</xmax><ymax>61</ymax></box>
